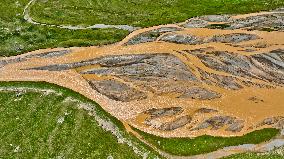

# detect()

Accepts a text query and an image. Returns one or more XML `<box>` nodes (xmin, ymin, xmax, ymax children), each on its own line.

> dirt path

<box><xmin>23</xmin><ymin>0</ymin><xmax>139</xmax><ymax>31</ymax></box>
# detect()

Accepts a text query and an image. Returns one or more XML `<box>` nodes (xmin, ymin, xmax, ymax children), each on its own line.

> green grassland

<box><xmin>224</xmin><ymin>153</ymin><xmax>284</xmax><ymax>159</ymax></box>
<box><xmin>224</xmin><ymin>147</ymin><xmax>284</xmax><ymax>159</ymax></box>
<box><xmin>0</xmin><ymin>81</ymin><xmax>160</xmax><ymax>158</ymax></box>
<box><xmin>134</xmin><ymin>127</ymin><xmax>279</xmax><ymax>156</ymax></box>
<box><xmin>1</xmin><ymin>0</ymin><xmax>284</xmax><ymax>57</ymax></box>
<box><xmin>0</xmin><ymin>0</ymin><xmax>128</xmax><ymax>57</ymax></box>
<box><xmin>31</xmin><ymin>0</ymin><xmax>284</xmax><ymax>27</ymax></box>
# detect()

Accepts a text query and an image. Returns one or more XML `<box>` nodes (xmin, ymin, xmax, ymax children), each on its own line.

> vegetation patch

<box><xmin>1</xmin><ymin>0</ymin><xmax>284</xmax><ymax>57</ymax></box>
<box><xmin>134</xmin><ymin>127</ymin><xmax>279</xmax><ymax>156</ymax></box>
<box><xmin>223</xmin><ymin>147</ymin><xmax>284</xmax><ymax>159</ymax></box>
<box><xmin>31</xmin><ymin>0</ymin><xmax>284</xmax><ymax>27</ymax></box>
<box><xmin>0</xmin><ymin>0</ymin><xmax>128</xmax><ymax>57</ymax></box>
<box><xmin>207</xmin><ymin>23</ymin><xmax>231</xmax><ymax>29</ymax></box>
<box><xmin>260</xmin><ymin>27</ymin><xmax>278</xmax><ymax>32</ymax></box>
<box><xmin>0</xmin><ymin>81</ymin><xmax>160</xmax><ymax>158</ymax></box>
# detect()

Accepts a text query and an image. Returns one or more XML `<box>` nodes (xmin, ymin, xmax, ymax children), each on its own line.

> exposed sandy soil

<box><xmin>1</xmin><ymin>9</ymin><xmax>284</xmax><ymax>138</ymax></box>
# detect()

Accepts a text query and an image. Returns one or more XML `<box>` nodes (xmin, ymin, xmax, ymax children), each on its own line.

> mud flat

<box><xmin>1</xmin><ymin>9</ymin><xmax>284</xmax><ymax>139</ymax></box>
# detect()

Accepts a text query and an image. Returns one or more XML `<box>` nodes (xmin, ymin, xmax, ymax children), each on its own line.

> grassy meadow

<box><xmin>0</xmin><ymin>0</ymin><xmax>128</xmax><ymax>57</ymax></box>
<box><xmin>1</xmin><ymin>0</ymin><xmax>284</xmax><ymax>56</ymax></box>
<box><xmin>31</xmin><ymin>0</ymin><xmax>284</xmax><ymax>27</ymax></box>
<box><xmin>134</xmin><ymin>127</ymin><xmax>279</xmax><ymax>156</ymax></box>
<box><xmin>0</xmin><ymin>82</ymin><xmax>160</xmax><ymax>158</ymax></box>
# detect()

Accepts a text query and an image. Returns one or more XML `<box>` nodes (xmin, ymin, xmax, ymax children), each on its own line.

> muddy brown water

<box><xmin>1</xmin><ymin>10</ymin><xmax>284</xmax><ymax>139</ymax></box>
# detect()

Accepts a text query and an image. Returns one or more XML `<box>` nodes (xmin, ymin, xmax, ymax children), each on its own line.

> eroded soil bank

<box><xmin>1</xmin><ymin>8</ymin><xmax>284</xmax><ymax>138</ymax></box>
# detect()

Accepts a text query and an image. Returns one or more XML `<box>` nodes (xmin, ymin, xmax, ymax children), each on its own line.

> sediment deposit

<box><xmin>1</xmin><ymin>9</ymin><xmax>284</xmax><ymax>138</ymax></box>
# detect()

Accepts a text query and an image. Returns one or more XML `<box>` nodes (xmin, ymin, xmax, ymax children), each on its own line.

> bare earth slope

<box><xmin>1</xmin><ymin>9</ymin><xmax>284</xmax><ymax>138</ymax></box>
